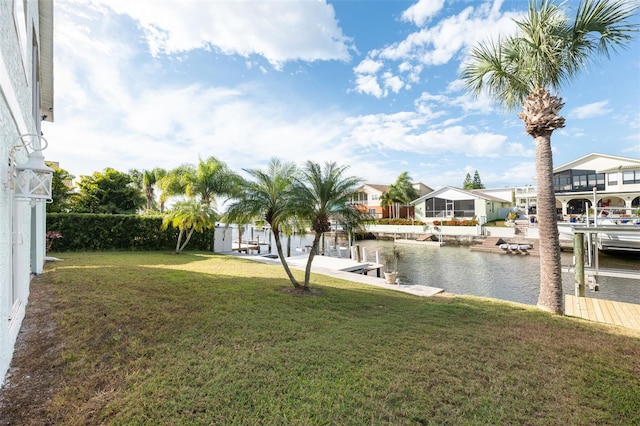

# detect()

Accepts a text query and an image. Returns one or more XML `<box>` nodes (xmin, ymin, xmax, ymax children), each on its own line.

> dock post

<box><xmin>355</xmin><ymin>244</ymin><xmax>361</xmax><ymax>262</ymax></box>
<box><xmin>362</xmin><ymin>247</ymin><xmax>367</xmax><ymax>263</ymax></box>
<box><xmin>574</xmin><ymin>232</ymin><xmax>585</xmax><ymax>297</ymax></box>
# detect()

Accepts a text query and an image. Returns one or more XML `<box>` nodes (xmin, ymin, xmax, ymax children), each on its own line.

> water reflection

<box><xmin>355</xmin><ymin>239</ymin><xmax>639</xmax><ymax>306</ymax></box>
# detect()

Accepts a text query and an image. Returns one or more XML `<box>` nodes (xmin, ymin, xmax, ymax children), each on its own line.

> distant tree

<box><xmin>162</xmin><ymin>200</ymin><xmax>217</xmax><ymax>253</ymax></box>
<box><xmin>379</xmin><ymin>190</ymin><xmax>396</xmax><ymax>219</ymax></box>
<box><xmin>71</xmin><ymin>168</ymin><xmax>145</xmax><ymax>214</ymax></box>
<box><xmin>462</xmin><ymin>173</ymin><xmax>473</xmax><ymax>189</ymax></box>
<box><xmin>129</xmin><ymin>168</ymin><xmax>168</xmax><ymax>212</ymax></box>
<box><xmin>460</xmin><ymin>0</ymin><xmax>638</xmax><ymax>313</ymax></box>
<box><xmin>47</xmin><ymin>163</ymin><xmax>75</xmax><ymax>213</ymax></box>
<box><xmin>472</xmin><ymin>170</ymin><xmax>485</xmax><ymax>189</ymax></box>
<box><xmin>392</xmin><ymin>172</ymin><xmax>419</xmax><ymax>218</ymax></box>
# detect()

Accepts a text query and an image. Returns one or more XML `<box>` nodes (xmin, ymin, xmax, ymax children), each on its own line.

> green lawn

<box><xmin>38</xmin><ymin>252</ymin><xmax>639</xmax><ymax>424</ymax></box>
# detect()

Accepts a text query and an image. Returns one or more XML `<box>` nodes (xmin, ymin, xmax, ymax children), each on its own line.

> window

<box><xmin>371</xmin><ymin>195</ymin><xmax>378</xmax><ymax>201</ymax></box>
<box><xmin>608</xmin><ymin>173</ymin><xmax>618</xmax><ymax>185</ymax></box>
<box><xmin>622</xmin><ymin>171</ymin><xmax>640</xmax><ymax>185</ymax></box>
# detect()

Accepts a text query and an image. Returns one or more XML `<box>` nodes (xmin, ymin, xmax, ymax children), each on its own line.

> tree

<box><xmin>379</xmin><ymin>190</ymin><xmax>395</xmax><ymax>219</ymax></box>
<box><xmin>392</xmin><ymin>172</ymin><xmax>419</xmax><ymax>218</ymax></box>
<box><xmin>293</xmin><ymin>161</ymin><xmax>364</xmax><ymax>290</ymax></box>
<box><xmin>460</xmin><ymin>0</ymin><xmax>638</xmax><ymax>313</ymax></box>
<box><xmin>157</xmin><ymin>165</ymin><xmax>192</xmax><ymax>213</ymax></box>
<box><xmin>130</xmin><ymin>168</ymin><xmax>167</xmax><ymax>211</ymax></box>
<box><xmin>72</xmin><ymin>168</ymin><xmax>145</xmax><ymax>214</ymax></box>
<box><xmin>462</xmin><ymin>172</ymin><xmax>473</xmax><ymax>189</ymax></box>
<box><xmin>183</xmin><ymin>157</ymin><xmax>242</xmax><ymax>208</ymax></box>
<box><xmin>47</xmin><ymin>163</ymin><xmax>75</xmax><ymax>213</ymax></box>
<box><xmin>225</xmin><ymin>158</ymin><xmax>301</xmax><ymax>288</ymax></box>
<box><xmin>162</xmin><ymin>200</ymin><xmax>216</xmax><ymax>253</ymax></box>
<box><xmin>472</xmin><ymin>170</ymin><xmax>485</xmax><ymax>189</ymax></box>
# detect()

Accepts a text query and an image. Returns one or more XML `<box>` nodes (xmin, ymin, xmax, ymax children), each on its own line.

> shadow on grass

<box><xmin>15</xmin><ymin>252</ymin><xmax>640</xmax><ymax>424</ymax></box>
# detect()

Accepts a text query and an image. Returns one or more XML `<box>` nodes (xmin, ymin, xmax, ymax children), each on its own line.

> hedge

<box><xmin>46</xmin><ymin>213</ymin><xmax>215</xmax><ymax>252</ymax></box>
<box><xmin>373</xmin><ymin>218</ymin><xmax>426</xmax><ymax>226</ymax></box>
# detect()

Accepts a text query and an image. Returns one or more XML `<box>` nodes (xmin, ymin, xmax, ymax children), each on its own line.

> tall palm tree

<box><xmin>161</xmin><ymin>200</ymin><xmax>217</xmax><ymax>253</ymax></box>
<box><xmin>460</xmin><ymin>0</ymin><xmax>638</xmax><ymax>313</ymax></box>
<box><xmin>293</xmin><ymin>161</ymin><xmax>364</xmax><ymax>290</ymax></box>
<box><xmin>225</xmin><ymin>158</ymin><xmax>302</xmax><ymax>288</ymax></box>
<box><xmin>142</xmin><ymin>169</ymin><xmax>158</xmax><ymax>211</ymax></box>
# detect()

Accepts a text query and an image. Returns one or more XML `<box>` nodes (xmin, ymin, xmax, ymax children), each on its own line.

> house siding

<box><xmin>1</xmin><ymin>0</ymin><xmax>47</xmax><ymax>386</ymax></box>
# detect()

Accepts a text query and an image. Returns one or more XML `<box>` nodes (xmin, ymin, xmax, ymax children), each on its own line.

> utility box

<box><xmin>212</xmin><ymin>226</ymin><xmax>233</xmax><ymax>253</ymax></box>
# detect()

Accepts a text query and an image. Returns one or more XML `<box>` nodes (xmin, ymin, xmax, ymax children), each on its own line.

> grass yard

<box><xmin>5</xmin><ymin>251</ymin><xmax>640</xmax><ymax>424</ymax></box>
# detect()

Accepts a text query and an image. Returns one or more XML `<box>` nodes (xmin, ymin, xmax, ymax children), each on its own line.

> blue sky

<box><xmin>43</xmin><ymin>0</ymin><xmax>640</xmax><ymax>190</ymax></box>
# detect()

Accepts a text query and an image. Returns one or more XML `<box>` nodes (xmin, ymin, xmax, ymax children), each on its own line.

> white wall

<box><xmin>1</xmin><ymin>0</ymin><xmax>43</xmax><ymax>386</ymax></box>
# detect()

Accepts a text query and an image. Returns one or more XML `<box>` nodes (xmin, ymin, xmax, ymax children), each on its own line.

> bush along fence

<box><xmin>46</xmin><ymin>213</ymin><xmax>217</xmax><ymax>252</ymax></box>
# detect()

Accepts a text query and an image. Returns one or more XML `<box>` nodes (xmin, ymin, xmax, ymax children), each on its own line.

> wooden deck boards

<box><xmin>565</xmin><ymin>295</ymin><xmax>640</xmax><ymax>331</ymax></box>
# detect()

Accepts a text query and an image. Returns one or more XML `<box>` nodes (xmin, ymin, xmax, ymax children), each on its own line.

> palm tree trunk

<box><xmin>303</xmin><ymin>233</ymin><xmax>322</xmax><ymax>289</ymax></box>
<box><xmin>176</xmin><ymin>229</ymin><xmax>184</xmax><ymax>253</ymax></box>
<box><xmin>535</xmin><ymin>135</ymin><xmax>563</xmax><ymax>314</ymax></box>
<box><xmin>180</xmin><ymin>229</ymin><xmax>195</xmax><ymax>252</ymax></box>
<box><xmin>272</xmin><ymin>229</ymin><xmax>300</xmax><ymax>288</ymax></box>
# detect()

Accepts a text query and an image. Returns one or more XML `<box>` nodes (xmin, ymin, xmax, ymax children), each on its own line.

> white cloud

<box><xmin>93</xmin><ymin>0</ymin><xmax>353</xmax><ymax>68</ymax></box>
<box><xmin>354</xmin><ymin>57</ymin><xmax>383</xmax><ymax>74</ymax></box>
<box><xmin>354</xmin><ymin>74</ymin><xmax>383</xmax><ymax>98</ymax></box>
<box><xmin>344</xmin><ymin>113</ymin><xmax>514</xmax><ymax>158</ymax></box>
<box><xmin>401</xmin><ymin>0</ymin><xmax>446</xmax><ymax>27</ymax></box>
<box><xmin>567</xmin><ymin>101</ymin><xmax>611</xmax><ymax>120</ymax></box>
<box><xmin>354</xmin><ymin>0</ymin><xmax>522</xmax><ymax>99</ymax></box>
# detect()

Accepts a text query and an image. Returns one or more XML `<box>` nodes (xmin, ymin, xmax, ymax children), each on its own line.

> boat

<box><xmin>558</xmin><ymin>219</ymin><xmax>640</xmax><ymax>252</ymax></box>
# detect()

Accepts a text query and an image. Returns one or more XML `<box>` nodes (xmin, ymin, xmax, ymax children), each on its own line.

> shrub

<box><xmin>375</xmin><ymin>218</ymin><xmax>426</xmax><ymax>226</ymax></box>
<box><xmin>432</xmin><ymin>219</ymin><xmax>477</xmax><ymax>226</ymax></box>
<box><xmin>46</xmin><ymin>213</ymin><xmax>215</xmax><ymax>251</ymax></box>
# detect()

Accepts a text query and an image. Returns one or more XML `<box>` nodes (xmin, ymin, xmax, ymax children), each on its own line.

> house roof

<box><xmin>553</xmin><ymin>153</ymin><xmax>640</xmax><ymax>174</ymax></box>
<box><xmin>598</xmin><ymin>164</ymin><xmax>640</xmax><ymax>173</ymax></box>
<box><xmin>357</xmin><ymin>184</ymin><xmax>388</xmax><ymax>194</ymax></box>
<box><xmin>39</xmin><ymin>0</ymin><xmax>54</xmax><ymax>122</ymax></box>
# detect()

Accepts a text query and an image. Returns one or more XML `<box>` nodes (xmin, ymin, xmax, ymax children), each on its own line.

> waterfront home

<box><xmin>552</xmin><ymin>153</ymin><xmax>640</xmax><ymax>218</ymax></box>
<box><xmin>1</xmin><ymin>1</ymin><xmax>54</xmax><ymax>385</ymax></box>
<box><xmin>353</xmin><ymin>182</ymin><xmax>432</xmax><ymax>219</ymax></box>
<box><xmin>411</xmin><ymin>186</ymin><xmax>512</xmax><ymax>224</ymax></box>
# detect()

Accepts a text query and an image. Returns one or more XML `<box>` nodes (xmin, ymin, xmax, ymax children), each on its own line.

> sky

<box><xmin>42</xmin><ymin>0</ymin><xmax>640</xmax><ymax>191</ymax></box>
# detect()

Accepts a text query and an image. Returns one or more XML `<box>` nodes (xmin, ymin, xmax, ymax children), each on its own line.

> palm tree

<box><xmin>162</xmin><ymin>200</ymin><xmax>217</xmax><ymax>253</ymax></box>
<box><xmin>157</xmin><ymin>164</ymin><xmax>192</xmax><ymax>213</ymax></box>
<box><xmin>379</xmin><ymin>189</ymin><xmax>395</xmax><ymax>219</ymax></box>
<box><xmin>183</xmin><ymin>157</ymin><xmax>242</xmax><ymax>208</ymax></box>
<box><xmin>460</xmin><ymin>0</ymin><xmax>638</xmax><ymax>313</ymax></box>
<box><xmin>392</xmin><ymin>172</ymin><xmax>419</xmax><ymax>219</ymax></box>
<box><xmin>293</xmin><ymin>161</ymin><xmax>364</xmax><ymax>290</ymax></box>
<box><xmin>225</xmin><ymin>158</ymin><xmax>302</xmax><ymax>288</ymax></box>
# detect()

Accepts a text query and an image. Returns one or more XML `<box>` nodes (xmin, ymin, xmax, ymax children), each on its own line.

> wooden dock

<box><xmin>231</xmin><ymin>242</ymin><xmax>261</xmax><ymax>253</ymax></box>
<box><xmin>565</xmin><ymin>294</ymin><xmax>640</xmax><ymax>331</ymax></box>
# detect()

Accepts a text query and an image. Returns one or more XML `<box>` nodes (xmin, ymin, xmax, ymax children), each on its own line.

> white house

<box><xmin>1</xmin><ymin>0</ymin><xmax>54</xmax><ymax>386</ymax></box>
<box><xmin>552</xmin><ymin>153</ymin><xmax>640</xmax><ymax>217</ymax></box>
<box><xmin>411</xmin><ymin>186</ymin><xmax>512</xmax><ymax>224</ymax></box>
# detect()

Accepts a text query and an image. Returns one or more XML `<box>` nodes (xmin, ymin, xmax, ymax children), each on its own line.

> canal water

<box><xmin>241</xmin><ymin>228</ymin><xmax>639</xmax><ymax>306</ymax></box>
